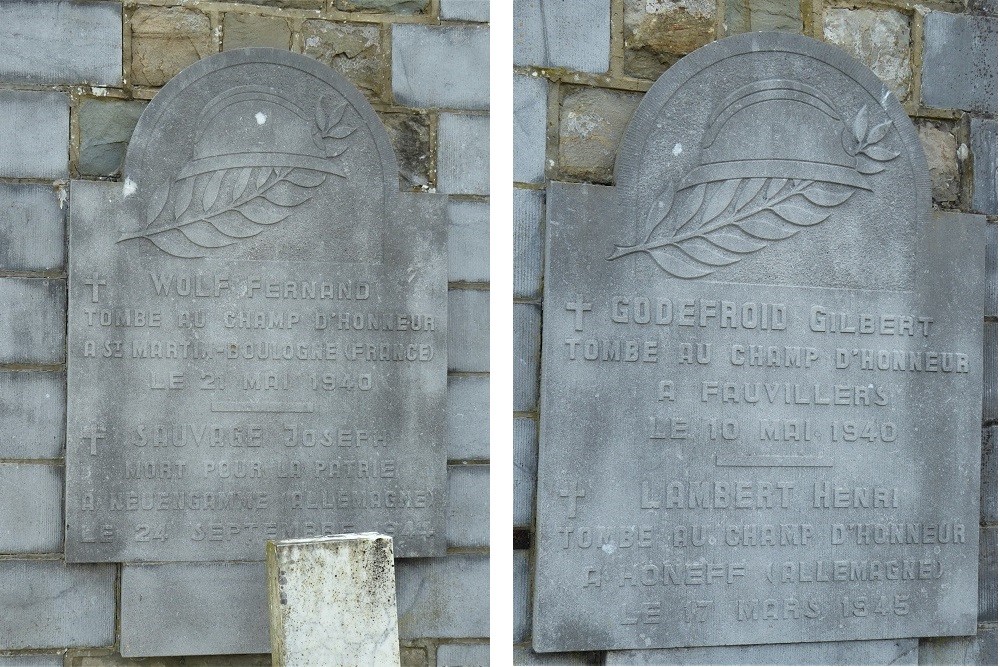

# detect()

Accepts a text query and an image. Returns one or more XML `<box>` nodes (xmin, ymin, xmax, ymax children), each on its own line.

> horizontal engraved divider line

<box><xmin>668</xmin><ymin>279</ymin><xmax>916</xmax><ymax>295</ymax></box>
<box><xmin>210</xmin><ymin>401</ymin><xmax>315</xmax><ymax>413</ymax></box>
<box><xmin>715</xmin><ymin>454</ymin><xmax>834</xmax><ymax>468</ymax></box>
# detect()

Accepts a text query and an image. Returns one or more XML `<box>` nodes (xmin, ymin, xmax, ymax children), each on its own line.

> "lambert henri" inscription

<box><xmin>533</xmin><ymin>33</ymin><xmax>983</xmax><ymax>652</ymax></box>
<box><xmin>65</xmin><ymin>49</ymin><xmax>447</xmax><ymax>563</ymax></box>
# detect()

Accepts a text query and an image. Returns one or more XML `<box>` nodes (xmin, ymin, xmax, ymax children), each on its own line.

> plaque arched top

<box><xmin>121</xmin><ymin>48</ymin><xmax>399</xmax><ymax>261</ymax></box>
<box><xmin>611</xmin><ymin>33</ymin><xmax>931</xmax><ymax>281</ymax></box>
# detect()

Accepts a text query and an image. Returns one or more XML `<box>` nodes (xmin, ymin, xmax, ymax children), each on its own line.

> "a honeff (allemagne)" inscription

<box><xmin>533</xmin><ymin>33</ymin><xmax>983</xmax><ymax>652</ymax></box>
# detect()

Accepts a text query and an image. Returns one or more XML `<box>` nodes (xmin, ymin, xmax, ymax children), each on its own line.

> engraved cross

<box><xmin>82</xmin><ymin>423</ymin><xmax>106</xmax><ymax>456</ymax></box>
<box><xmin>558</xmin><ymin>482</ymin><xmax>586</xmax><ymax>518</ymax></box>
<box><xmin>565</xmin><ymin>295</ymin><xmax>592</xmax><ymax>332</ymax></box>
<box><xmin>83</xmin><ymin>274</ymin><xmax>107</xmax><ymax>304</ymax></box>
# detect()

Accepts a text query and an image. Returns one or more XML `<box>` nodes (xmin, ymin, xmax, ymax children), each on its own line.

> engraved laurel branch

<box><xmin>118</xmin><ymin>95</ymin><xmax>356</xmax><ymax>258</ymax></box>
<box><xmin>609</xmin><ymin>105</ymin><xmax>900</xmax><ymax>279</ymax></box>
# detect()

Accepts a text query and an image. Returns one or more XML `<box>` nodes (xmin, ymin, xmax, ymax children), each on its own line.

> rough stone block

<box><xmin>987</xmin><ymin>224</ymin><xmax>997</xmax><ymax>317</ymax></box>
<box><xmin>392</xmin><ymin>25</ymin><xmax>489</xmax><ymax>110</ymax></box>
<box><xmin>984</xmin><ymin>426</ymin><xmax>998</xmax><ymax>523</ymax></box>
<box><xmin>514</xmin><ymin>74</ymin><xmax>547</xmax><ymax>184</ymax></box>
<box><xmin>513</xmin><ymin>417</ymin><xmax>537</xmax><ymax>527</ymax></box>
<box><xmin>383</xmin><ymin>111</ymin><xmax>432</xmax><ymax>190</ymax></box>
<box><xmin>447</xmin><ymin>199</ymin><xmax>490</xmax><ymax>282</ymax></box>
<box><xmin>446</xmin><ymin>464</ymin><xmax>489</xmax><ymax>548</ymax></box>
<box><xmin>120</xmin><ymin>562</ymin><xmax>270</xmax><ymax>656</ymax></box>
<box><xmin>446</xmin><ymin>375</ymin><xmax>489</xmax><ymax>460</ymax></box>
<box><xmin>301</xmin><ymin>21</ymin><xmax>386</xmax><ymax>103</ymax></box>
<box><xmin>0</xmin><ymin>560</ymin><xmax>115</xmax><ymax>649</ymax></box>
<box><xmin>724</xmin><ymin>0</ymin><xmax>800</xmax><ymax>35</ymax></box>
<box><xmin>0</xmin><ymin>184</ymin><xmax>65</xmax><ymax>272</ymax></box>
<box><xmin>918</xmin><ymin>625</ymin><xmax>999</xmax><ymax>665</ymax></box>
<box><xmin>0</xmin><ymin>464</ymin><xmax>63</xmax><ymax>553</ymax></box>
<box><xmin>130</xmin><ymin>7</ymin><xmax>214</xmax><ymax>87</ymax></box>
<box><xmin>397</xmin><ymin>554</ymin><xmax>489</xmax><ymax>638</ymax></box>
<box><xmin>625</xmin><ymin>0</ymin><xmax>716</xmax><ymax>79</ymax></box>
<box><xmin>440</xmin><ymin>1</ymin><xmax>490</xmax><ymax>22</ymax></box>
<box><xmin>0</xmin><ymin>91</ymin><xmax>69</xmax><ymax>179</ymax></box>
<box><xmin>605</xmin><ymin>639</ymin><xmax>919</xmax><ymax>665</ymax></box>
<box><xmin>514</xmin><ymin>550</ymin><xmax>530</xmax><ymax>643</ymax></box>
<box><xmin>0</xmin><ymin>278</ymin><xmax>66</xmax><ymax>365</ymax></box>
<box><xmin>0</xmin><ymin>1</ymin><xmax>122</xmax><ymax>86</ymax></box>
<box><xmin>0</xmin><ymin>654</ymin><xmax>62</xmax><ymax>666</ymax></box>
<box><xmin>266</xmin><ymin>535</ymin><xmax>400</xmax><ymax>665</ymax></box>
<box><xmin>437</xmin><ymin>642</ymin><xmax>489</xmax><ymax>666</ymax></box>
<box><xmin>514</xmin><ymin>303</ymin><xmax>541</xmax><ymax>412</ymax></box>
<box><xmin>78</xmin><ymin>99</ymin><xmax>146</xmax><ymax>177</ymax></box>
<box><xmin>63</xmin><ymin>652</ymin><xmax>271</xmax><ymax>666</ymax></box>
<box><xmin>917</xmin><ymin>121</ymin><xmax>960</xmax><ymax>206</ymax></box>
<box><xmin>986</xmin><ymin>321</ymin><xmax>997</xmax><ymax>422</ymax></box>
<box><xmin>438</xmin><ymin>114</ymin><xmax>490</xmax><ymax>195</ymax></box>
<box><xmin>824</xmin><ymin>9</ymin><xmax>911</xmax><ymax>103</ymax></box>
<box><xmin>400</xmin><ymin>645</ymin><xmax>428</xmax><ymax>667</ymax></box>
<box><xmin>335</xmin><ymin>0</ymin><xmax>428</xmax><ymax>12</ymax></box>
<box><xmin>512</xmin><ymin>647</ymin><xmax>599</xmax><ymax>665</ymax></box>
<box><xmin>921</xmin><ymin>11</ymin><xmax>998</xmax><ymax>113</ymax></box>
<box><xmin>558</xmin><ymin>86</ymin><xmax>642</xmax><ymax>184</ymax></box>
<box><xmin>980</xmin><ymin>525</ymin><xmax>998</xmax><ymax>622</ymax></box>
<box><xmin>448</xmin><ymin>289</ymin><xmax>489</xmax><ymax>372</ymax></box>
<box><xmin>514</xmin><ymin>188</ymin><xmax>544</xmax><ymax>300</ymax></box>
<box><xmin>223</xmin><ymin>13</ymin><xmax>291</xmax><ymax>51</ymax></box>
<box><xmin>971</xmin><ymin>117</ymin><xmax>998</xmax><ymax>214</ymax></box>
<box><xmin>514</xmin><ymin>0</ymin><xmax>611</xmax><ymax>74</ymax></box>
<box><xmin>0</xmin><ymin>371</ymin><xmax>64</xmax><ymax>459</ymax></box>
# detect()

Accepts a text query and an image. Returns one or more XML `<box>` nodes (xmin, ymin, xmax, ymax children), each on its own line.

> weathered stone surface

<box><xmin>605</xmin><ymin>639</ymin><xmax>919</xmax><ymax>665</ymax></box>
<box><xmin>446</xmin><ymin>464</ymin><xmax>489</xmax><ymax>548</ymax></box>
<box><xmin>980</xmin><ymin>525</ymin><xmax>998</xmax><ymax>622</ymax></box>
<box><xmin>987</xmin><ymin>224</ymin><xmax>997</xmax><ymax>317</ymax></box>
<box><xmin>336</xmin><ymin>0</ymin><xmax>428</xmax><ymax>12</ymax></box>
<box><xmin>724</xmin><ymin>0</ymin><xmax>800</xmax><ymax>35</ymax></box>
<box><xmin>0</xmin><ymin>560</ymin><xmax>115</xmax><ymax>649</ymax></box>
<box><xmin>66</xmin><ymin>50</ymin><xmax>448</xmax><ymax>563</ymax></box>
<box><xmin>437</xmin><ymin>643</ymin><xmax>489</xmax><ymax>666</ymax></box>
<box><xmin>917</xmin><ymin>120</ymin><xmax>960</xmax><ymax>206</ymax></box>
<box><xmin>514</xmin><ymin>550</ymin><xmax>531</xmax><ymax>642</ymax></box>
<box><xmin>0</xmin><ymin>0</ymin><xmax>121</xmax><ymax>86</ymax></box>
<box><xmin>448</xmin><ymin>289</ymin><xmax>490</xmax><ymax>372</ymax></box>
<box><xmin>0</xmin><ymin>656</ymin><xmax>62</xmax><ymax>667</ymax></box>
<box><xmin>514</xmin><ymin>188</ymin><xmax>544</xmax><ymax>299</ymax></box>
<box><xmin>558</xmin><ymin>86</ymin><xmax>642</xmax><ymax>184</ymax></box>
<box><xmin>514</xmin><ymin>0</ymin><xmax>611</xmax><ymax>74</ymax></box>
<box><xmin>971</xmin><ymin>117</ymin><xmax>998</xmax><ymax>214</ymax></box>
<box><xmin>514</xmin><ymin>74</ymin><xmax>547</xmax><ymax>184</ymax></box>
<box><xmin>64</xmin><ymin>651</ymin><xmax>271</xmax><ymax>666</ymax></box>
<box><xmin>625</xmin><ymin>0</ymin><xmax>716</xmax><ymax>80</ymax></box>
<box><xmin>0</xmin><ymin>371</ymin><xmax>65</xmax><ymax>459</ymax></box>
<box><xmin>512</xmin><ymin>647</ymin><xmax>599</xmax><ymax>665</ymax></box>
<box><xmin>438</xmin><ymin>113</ymin><xmax>490</xmax><ymax>195</ymax></box>
<box><xmin>79</xmin><ymin>99</ymin><xmax>146</xmax><ymax>177</ymax></box>
<box><xmin>0</xmin><ymin>278</ymin><xmax>66</xmax><ymax>364</ymax></box>
<box><xmin>0</xmin><ymin>183</ymin><xmax>66</xmax><ymax>271</ymax></box>
<box><xmin>400</xmin><ymin>645</ymin><xmax>428</xmax><ymax>667</ymax></box>
<box><xmin>383</xmin><ymin>111</ymin><xmax>432</xmax><ymax>190</ymax></box>
<box><xmin>0</xmin><ymin>464</ymin><xmax>63</xmax><ymax>553</ymax></box>
<box><xmin>397</xmin><ymin>554</ymin><xmax>489</xmax><ymax>638</ymax></box>
<box><xmin>986</xmin><ymin>321</ymin><xmax>997</xmax><ymax>422</ymax></box>
<box><xmin>446</xmin><ymin>375</ymin><xmax>489</xmax><ymax>460</ymax></box>
<box><xmin>392</xmin><ymin>25</ymin><xmax>489</xmax><ymax>110</ymax></box>
<box><xmin>120</xmin><ymin>562</ymin><xmax>270</xmax><ymax>656</ymax></box>
<box><xmin>0</xmin><ymin>91</ymin><xmax>69</xmax><ymax>179</ymax></box>
<box><xmin>982</xmin><ymin>426</ymin><xmax>997</xmax><ymax>523</ymax></box>
<box><xmin>514</xmin><ymin>418</ymin><xmax>537</xmax><ymax>527</ymax></box>
<box><xmin>130</xmin><ymin>8</ymin><xmax>214</xmax><ymax>88</ymax></box>
<box><xmin>223</xmin><ymin>13</ymin><xmax>292</xmax><ymax>51</ymax></box>
<box><xmin>536</xmin><ymin>34</ymin><xmax>981</xmax><ymax>652</ymax></box>
<box><xmin>918</xmin><ymin>625</ymin><xmax>999</xmax><ymax>665</ymax></box>
<box><xmin>447</xmin><ymin>199</ymin><xmax>489</xmax><ymax>283</ymax></box>
<box><xmin>514</xmin><ymin>303</ymin><xmax>540</xmax><ymax>412</ymax></box>
<box><xmin>824</xmin><ymin>9</ymin><xmax>911</xmax><ymax>102</ymax></box>
<box><xmin>921</xmin><ymin>11</ymin><xmax>998</xmax><ymax>113</ymax></box>
<box><xmin>267</xmin><ymin>534</ymin><xmax>400</xmax><ymax>666</ymax></box>
<box><xmin>301</xmin><ymin>21</ymin><xmax>386</xmax><ymax>102</ymax></box>
<box><xmin>440</xmin><ymin>0</ymin><xmax>490</xmax><ymax>22</ymax></box>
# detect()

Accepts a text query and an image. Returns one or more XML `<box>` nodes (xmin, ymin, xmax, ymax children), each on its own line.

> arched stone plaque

<box><xmin>534</xmin><ymin>33</ymin><xmax>983</xmax><ymax>651</ymax></box>
<box><xmin>66</xmin><ymin>49</ymin><xmax>448</xmax><ymax>562</ymax></box>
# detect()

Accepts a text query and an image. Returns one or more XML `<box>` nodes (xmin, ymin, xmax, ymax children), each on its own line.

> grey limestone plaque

<box><xmin>66</xmin><ymin>49</ymin><xmax>448</xmax><ymax>562</ymax></box>
<box><xmin>534</xmin><ymin>33</ymin><xmax>984</xmax><ymax>651</ymax></box>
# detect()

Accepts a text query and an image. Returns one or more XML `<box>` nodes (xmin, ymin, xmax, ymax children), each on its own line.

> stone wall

<box><xmin>0</xmin><ymin>1</ymin><xmax>489</xmax><ymax>666</ymax></box>
<box><xmin>513</xmin><ymin>0</ymin><xmax>996</xmax><ymax>665</ymax></box>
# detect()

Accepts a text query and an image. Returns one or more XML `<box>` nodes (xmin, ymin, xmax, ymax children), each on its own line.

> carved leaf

<box><xmin>765</xmin><ymin>177</ymin><xmax>787</xmax><ymax>199</ymax></box>
<box><xmin>853</xmin><ymin>105</ymin><xmax>869</xmax><ymax>144</ymax></box>
<box><xmin>733</xmin><ymin>178</ymin><xmax>766</xmax><ymax>212</ymax></box>
<box><xmin>860</xmin><ymin>145</ymin><xmax>900</xmax><ymax>162</ymax></box>
<box><xmin>233</xmin><ymin>167</ymin><xmax>253</xmax><ymax>200</ymax></box>
<box><xmin>866</xmin><ymin>120</ymin><xmax>892</xmax><ymax>145</ymax></box>
<box><xmin>172</xmin><ymin>176</ymin><xmax>195</xmax><ymax>221</ymax></box>
<box><xmin>698</xmin><ymin>179</ymin><xmax>740</xmax><ymax>227</ymax></box>
<box><xmin>202</xmin><ymin>169</ymin><xmax>225</xmax><ymax>212</ymax></box>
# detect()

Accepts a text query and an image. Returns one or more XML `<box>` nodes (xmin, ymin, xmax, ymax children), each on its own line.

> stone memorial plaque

<box><xmin>534</xmin><ymin>33</ymin><xmax>983</xmax><ymax>651</ymax></box>
<box><xmin>66</xmin><ymin>49</ymin><xmax>448</xmax><ymax>562</ymax></box>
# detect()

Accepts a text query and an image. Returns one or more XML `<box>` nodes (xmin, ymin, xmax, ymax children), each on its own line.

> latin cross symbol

<box><xmin>82</xmin><ymin>423</ymin><xmax>107</xmax><ymax>456</ymax></box>
<box><xmin>558</xmin><ymin>481</ymin><xmax>586</xmax><ymax>518</ymax></box>
<box><xmin>565</xmin><ymin>295</ymin><xmax>592</xmax><ymax>332</ymax></box>
<box><xmin>83</xmin><ymin>273</ymin><xmax>107</xmax><ymax>304</ymax></box>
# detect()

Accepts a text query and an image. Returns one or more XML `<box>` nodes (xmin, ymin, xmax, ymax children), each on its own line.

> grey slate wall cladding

<box><xmin>0</xmin><ymin>184</ymin><xmax>66</xmax><ymax>272</ymax></box>
<box><xmin>921</xmin><ymin>11</ymin><xmax>998</xmax><ymax>113</ymax></box>
<box><xmin>0</xmin><ymin>371</ymin><xmax>65</xmax><ymax>459</ymax></box>
<box><xmin>0</xmin><ymin>91</ymin><xmax>70</xmax><ymax>179</ymax></box>
<box><xmin>0</xmin><ymin>278</ymin><xmax>66</xmax><ymax>364</ymax></box>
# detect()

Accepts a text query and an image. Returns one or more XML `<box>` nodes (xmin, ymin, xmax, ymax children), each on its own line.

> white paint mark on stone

<box><xmin>123</xmin><ymin>178</ymin><xmax>137</xmax><ymax>198</ymax></box>
<box><xmin>601</xmin><ymin>542</ymin><xmax>616</xmax><ymax>555</ymax></box>
<box><xmin>673</xmin><ymin>143</ymin><xmax>684</xmax><ymax>156</ymax></box>
<box><xmin>306</xmin><ymin>36</ymin><xmax>321</xmax><ymax>48</ymax></box>
<box><xmin>256</xmin><ymin>112</ymin><xmax>267</xmax><ymax>125</ymax></box>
